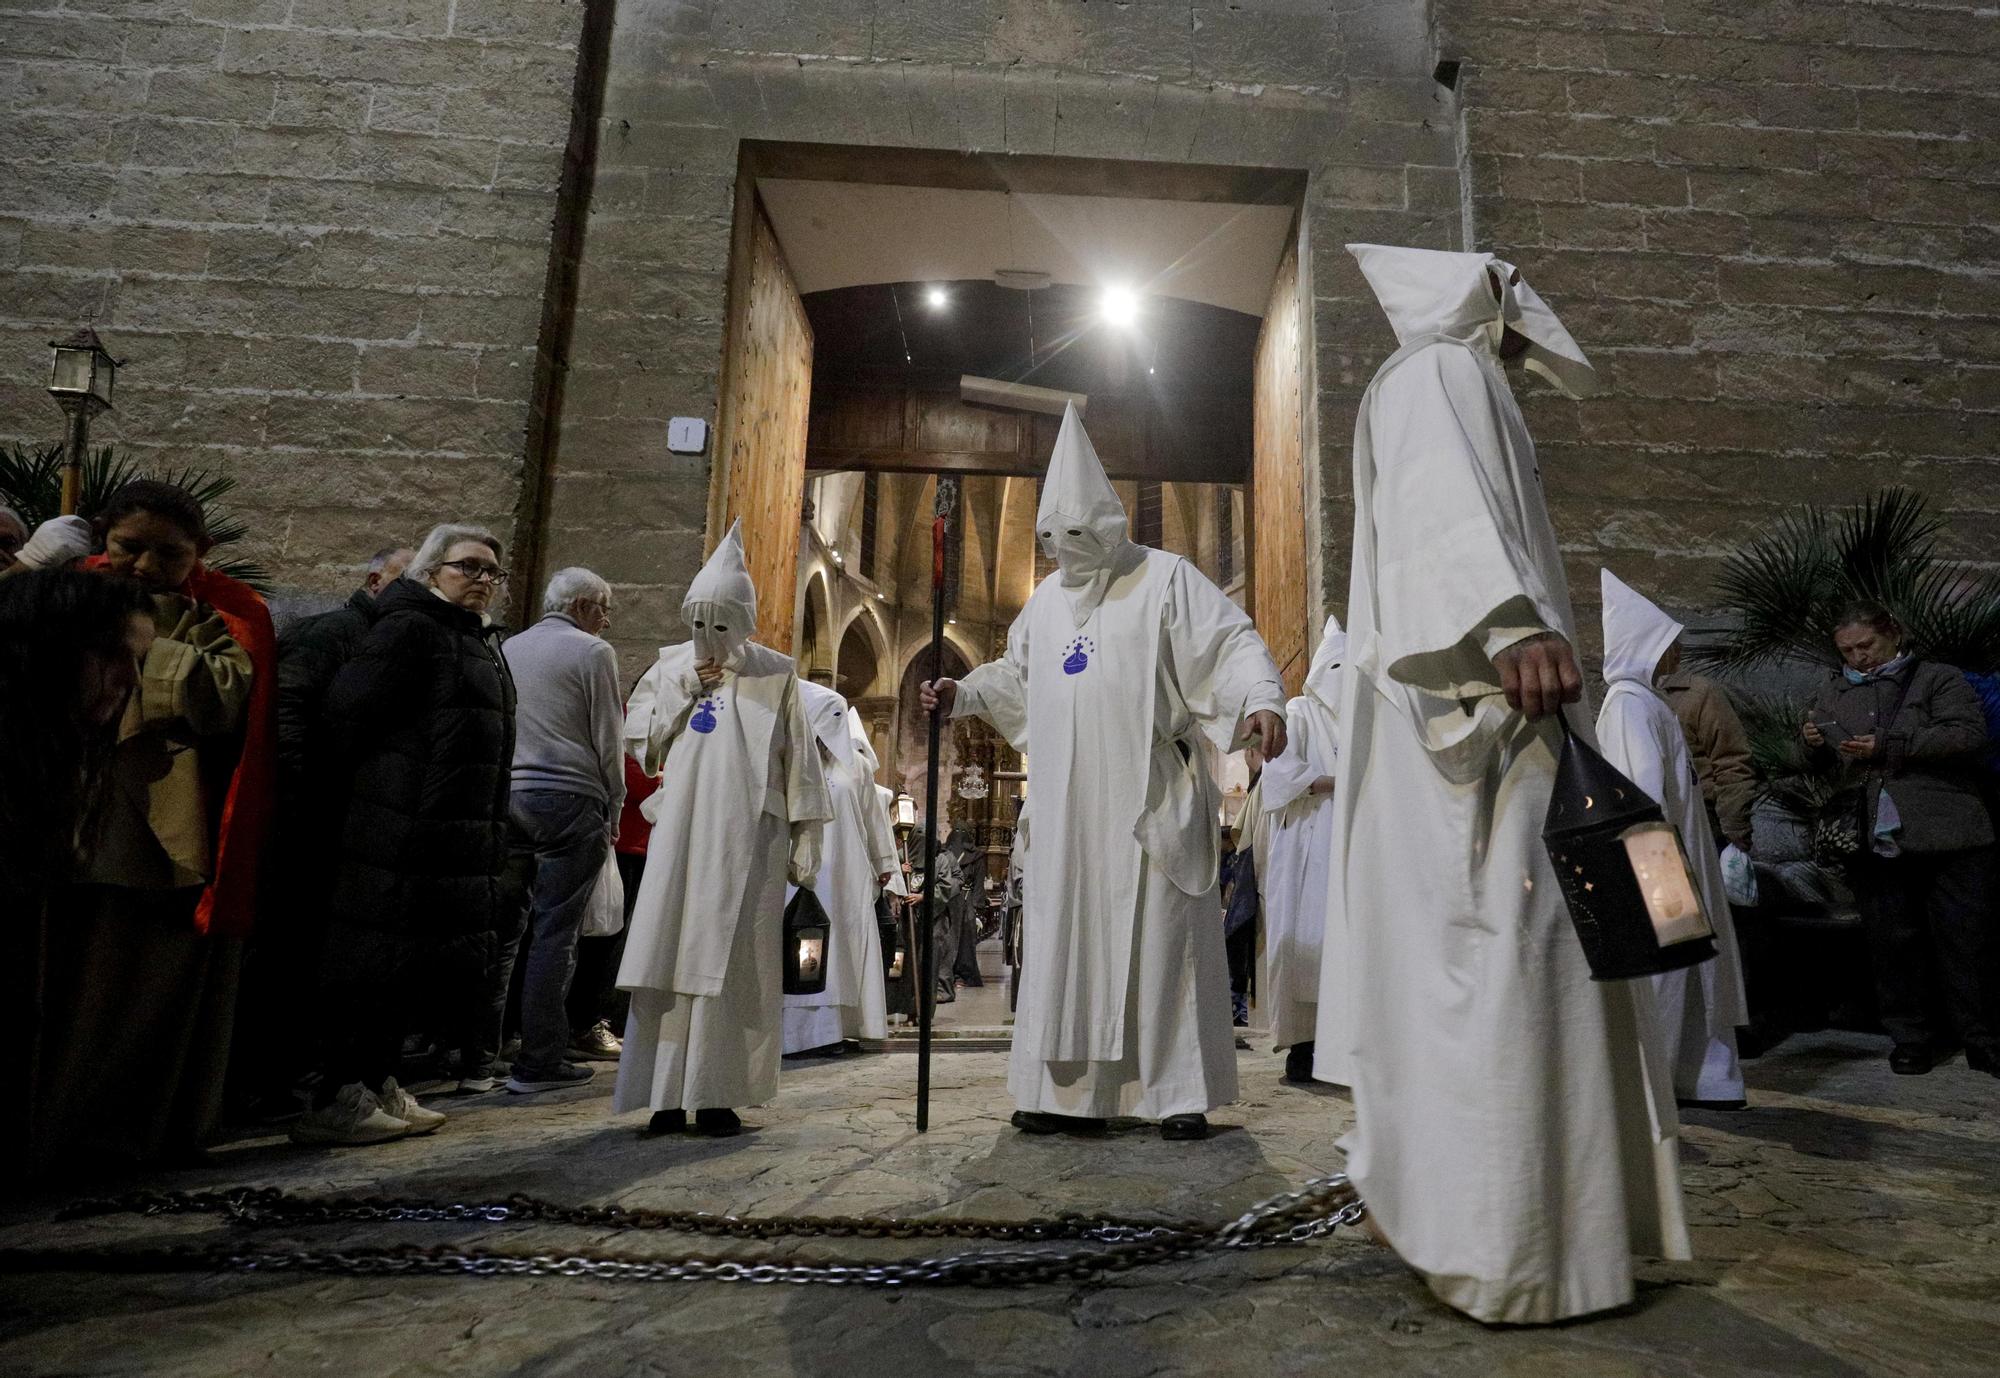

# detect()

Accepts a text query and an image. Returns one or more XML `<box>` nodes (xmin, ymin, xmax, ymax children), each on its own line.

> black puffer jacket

<box><xmin>276</xmin><ymin>587</ymin><xmax>377</xmax><ymax>808</ymax></box>
<box><xmin>324</xmin><ymin>579</ymin><xmax>516</xmax><ymax>961</ymax></box>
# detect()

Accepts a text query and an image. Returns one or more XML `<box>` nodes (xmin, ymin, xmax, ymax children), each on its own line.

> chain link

<box><xmin>8</xmin><ymin>1176</ymin><xmax>1365</xmax><ymax>1288</ymax></box>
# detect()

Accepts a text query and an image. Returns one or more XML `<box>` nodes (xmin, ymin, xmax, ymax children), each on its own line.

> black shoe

<box><xmin>1676</xmin><ymin>1097</ymin><xmax>1749</xmax><ymax>1112</ymax></box>
<box><xmin>1160</xmin><ymin>1114</ymin><xmax>1209</xmax><ymax>1141</ymax></box>
<box><xmin>1010</xmin><ymin>1110</ymin><xmax>1105</xmax><ymax>1136</ymax></box>
<box><xmin>1284</xmin><ymin>1043</ymin><xmax>1316</xmax><ymax>1084</ymax></box>
<box><xmin>693</xmin><ymin>1108</ymin><xmax>743</xmax><ymax>1137</ymax></box>
<box><xmin>645</xmin><ymin>1109</ymin><xmax>687</xmax><ymax>1136</ymax></box>
<box><xmin>506</xmin><ymin>1063</ymin><xmax>595</xmax><ymax>1094</ymax></box>
<box><xmin>1889</xmin><ymin>1044</ymin><xmax>1935</xmax><ymax>1075</ymax></box>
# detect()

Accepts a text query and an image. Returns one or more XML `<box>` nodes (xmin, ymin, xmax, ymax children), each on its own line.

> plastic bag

<box><xmin>1720</xmin><ymin>843</ymin><xmax>1759</xmax><ymax>909</ymax></box>
<box><xmin>580</xmin><ymin>848</ymin><xmax>625</xmax><ymax>938</ymax></box>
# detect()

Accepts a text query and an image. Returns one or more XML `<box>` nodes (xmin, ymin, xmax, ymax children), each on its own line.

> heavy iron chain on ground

<box><xmin>0</xmin><ymin>1175</ymin><xmax>1367</xmax><ymax>1288</ymax></box>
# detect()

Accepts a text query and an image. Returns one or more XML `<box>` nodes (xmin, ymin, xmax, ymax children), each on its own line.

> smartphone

<box><xmin>1811</xmin><ymin>714</ymin><xmax>1853</xmax><ymax>747</ymax></box>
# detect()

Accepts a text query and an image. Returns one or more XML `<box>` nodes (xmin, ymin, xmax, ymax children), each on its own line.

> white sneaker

<box><xmin>570</xmin><ymin>1019</ymin><xmax>623</xmax><ymax>1060</ymax></box>
<box><xmin>289</xmin><ymin>1082</ymin><xmax>412</xmax><ymax>1147</ymax></box>
<box><xmin>377</xmin><ymin>1078</ymin><xmax>446</xmax><ymax>1135</ymax></box>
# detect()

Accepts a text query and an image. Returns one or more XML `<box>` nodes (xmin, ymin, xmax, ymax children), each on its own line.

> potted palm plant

<box><xmin>1692</xmin><ymin>487</ymin><xmax>2000</xmax><ymax>861</ymax></box>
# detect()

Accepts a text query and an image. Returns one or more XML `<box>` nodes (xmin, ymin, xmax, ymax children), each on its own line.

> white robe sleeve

<box><xmin>952</xmin><ymin>606</ymin><xmax>1031</xmax><ymax>751</ymax></box>
<box><xmin>1239</xmin><ymin>780</ymin><xmax>1271</xmax><ymax>872</ymax></box>
<box><xmin>857</xmin><ymin>771</ymin><xmax>898</xmax><ymax>878</ymax></box>
<box><xmin>624</xmin><ymin>653</ymin><xmax>701</xmax><ymax>776</ymax></box>
<box><xmin>780</xmin><ymin>675</ymin><xmax>832</xmax><ymax>887</ymax></box>
<box><xmin>1371</xmin><ymin>347</ymin><xmax>1567</xmax><ymax>700</ymax></box>
<box><xmin>1258</xmin><ymin>698</ymin><xmax>1321</xmax><ymax>814</ymax></box>
<box><xmin>1162</xmin><ymin>558</ymin><xmax>1287</xmax><ymax>754</ymax></box>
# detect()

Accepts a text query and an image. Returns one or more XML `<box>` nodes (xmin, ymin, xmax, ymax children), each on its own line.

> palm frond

<box><xmin>0</xmin><ymin>443</ymin><xmax>66</xmax><ymax>527</ymax></box>
<box><xmin>0</xmin><ymin>443</ymin><xmax>269</xmax><ymax>591</ymax></box>
<box><xmin>1693</xmin><ymin>486</ymin><xmax>2000</xmax><ymax>676</ymax></box>
<box><xmin>1697</xmin><ymin>506</ymin><xmax>1839</xmax><ymax>673</ymax></box>
<box><xmin>206</xmin><ymin>555</ymin><xmax>274</xmax><ymax>593</ymax></box>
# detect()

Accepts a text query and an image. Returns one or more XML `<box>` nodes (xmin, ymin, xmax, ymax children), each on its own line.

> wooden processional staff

<box><xmin>916</xmin><ymin>476</ymin><xmax>957</xmax><ymax>1133</ymax></box>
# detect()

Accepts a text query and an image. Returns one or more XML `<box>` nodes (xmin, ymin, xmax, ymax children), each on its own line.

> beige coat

<box><xmin>82</xmin><ymin>592</ymin><xmax>252</xmax><ymax>891</ymax></box>
<box><xmin>1658</xmin><ymin>672</ymin><xmax>1758</xmax><ymax>845</ymax></box>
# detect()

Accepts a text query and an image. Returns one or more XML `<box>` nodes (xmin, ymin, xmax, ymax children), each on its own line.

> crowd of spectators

<box><xmin>2</xmin><ymin>487</ymin><xmax>650</xmax><ymax>1163</ymax></box>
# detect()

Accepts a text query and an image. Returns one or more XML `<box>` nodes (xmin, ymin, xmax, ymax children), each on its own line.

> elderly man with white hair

<box><xmin>472</xmin><ymin>566</ymin><xmax>625</xmax><ymax>1095</ymax></box>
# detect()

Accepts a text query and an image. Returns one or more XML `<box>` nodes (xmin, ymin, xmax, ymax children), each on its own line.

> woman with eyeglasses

<box><xmin>293</xmin><ymin>524</ymin><xmax>518</xmax><ymax>1146</ymax></box>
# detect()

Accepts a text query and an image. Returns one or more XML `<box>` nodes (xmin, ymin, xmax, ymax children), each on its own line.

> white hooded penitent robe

<box><xmin>1333</xmin><ymin>244</ymin><xmax>1689</xmax><ymax>1325</ymax></box>
<box><xmin>783</xmin><ymin>692</ymin><xmax>894</xmax><ymax>1052</ymax></box>
<box><xmin>952</xmin><ymin>404</ymin><xmax>1286</xmax><ymax>1119</ymax></box>
<box><xmin>616</xmin><ymin>522</ymin><xmax>830</xmax><ymax>1114</ymax></box>
<box><xmin>1595</xmin><ymin>569</ymin><xmax>1749</xmax><ymax>1104</ymax></box>
<box><xmin>1257</xmin><ymin>617</ymin><xmax>1346</xmax><ymax>1063</ymax></box>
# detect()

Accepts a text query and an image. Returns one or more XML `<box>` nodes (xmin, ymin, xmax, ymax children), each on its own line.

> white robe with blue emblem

<box><xmin>954</xmin><ymin>550</ymin><xmax>1285</xmax><ymax>1118</ymax></box>
<box><xmin>615</xmin><ymin>640</ymin><xmax>828</xmax><ymax>1113</ymax></box>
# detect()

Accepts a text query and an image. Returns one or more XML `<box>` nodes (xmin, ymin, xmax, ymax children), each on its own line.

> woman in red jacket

<box><xmin>33</xmin><ymin>480</ymin><xmax>276</xmax><ymax>1171</ymax></box>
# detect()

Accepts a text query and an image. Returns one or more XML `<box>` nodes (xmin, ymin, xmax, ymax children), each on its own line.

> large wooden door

<box><xmin>712</xmin><ymin>189</ymin><xmax>813</xmax><ymax>653</ymax></box>
<box><xmin>1251</xmin><ymin>239</ymin><xmax>1309</xmax><ymax>696</ymax></box>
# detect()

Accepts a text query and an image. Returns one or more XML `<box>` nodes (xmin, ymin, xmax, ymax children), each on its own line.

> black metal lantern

<box><xmin>47</xmin><ymin>325</ymin><xmax>120</xmax><ymax>516</ymax></box>
<box><xmin>1543</xmin><ymin>721</ymin><xmax>1717</xmax><ymax>981</ymax></box>
<box><xmin>783</xmin><ymin>887</ymin><xmax>830</xmax><ymax>996</ymax></box>
<box><xmin>882</xmin><ymin>915</ymin><xmax>905</xmax><ymax>979</ymax></box>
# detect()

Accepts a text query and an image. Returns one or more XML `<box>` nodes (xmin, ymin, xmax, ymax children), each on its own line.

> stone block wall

<box><xmin>1439</xmin><ymin>0</ymin><xmax>2000</xmax><ymax>634</ymax></box>
<box><xmin>0</xmin><ymin>0</ymin><xmax>583</xmax><ymax>603</ymax></box>
<box><xmin>552</xmin><ymin>0</ymin><xmax>1463</xmax><ymax>675</ymax></box>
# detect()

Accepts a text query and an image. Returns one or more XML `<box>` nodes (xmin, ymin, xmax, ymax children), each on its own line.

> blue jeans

<box><xmin>486</xmin><ymin>789</ymin><xmax>610</xmax><ymax>1078</ymax></box>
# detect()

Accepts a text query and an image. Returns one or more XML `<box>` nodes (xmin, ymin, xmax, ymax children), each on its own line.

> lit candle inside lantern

<box><xmin>1620</xmin><ymin>822</ymin><xmax>1711</xmax><ymax>946</ymax></box>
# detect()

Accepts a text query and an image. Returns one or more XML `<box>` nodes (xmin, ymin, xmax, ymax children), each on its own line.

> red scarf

<box><xmin>90</xmin><ymin>556</ymin><xmax>278</xmax><ymax>938</ymax></box>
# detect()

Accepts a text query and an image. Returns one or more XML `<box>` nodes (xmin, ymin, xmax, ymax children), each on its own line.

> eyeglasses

<box><xmin>439</xmin><ymin>559</ymin><xmax>509</xmax><ymax>584</ymax></box>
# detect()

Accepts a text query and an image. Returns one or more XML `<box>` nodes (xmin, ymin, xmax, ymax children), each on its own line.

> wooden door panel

<box><xmin>1252</xmin><ymin>240</ymin><xmax>1308</xmax><ymax>697</ymax></box>
<box><xmin>716</xmin><ymin>197</ymin><xmax>813</xmax><ymax>653</ymax></box>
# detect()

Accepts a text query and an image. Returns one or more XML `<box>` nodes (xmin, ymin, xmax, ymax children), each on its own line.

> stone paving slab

<box><xmin>2</xmin><ymin>1032</ymin><xmax>1996</xmax><ymax>1377</ymax></box>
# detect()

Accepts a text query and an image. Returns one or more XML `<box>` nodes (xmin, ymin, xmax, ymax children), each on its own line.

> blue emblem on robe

<box><xmin>1062</xmin><ymin>637</ymin><xmax>1096</xmax><ymax>676</ymax></box>
<box><xmin>691</xmin><ymin>696</ymin><xmax>723</xmax><ymax>734</ymax></box>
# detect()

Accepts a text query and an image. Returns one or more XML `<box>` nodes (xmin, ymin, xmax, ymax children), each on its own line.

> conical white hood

<box><xmin>1348</xmin><ymin>243</ymin><xmax>1596</xmax><ymax>399</ymax></box>
<box><xmin>1600</xmin><ymin>568</ymin><xmax>1684</xmax><ymax>688</ymax></box>
<box><xmin>1036</xmin><ymin>402</ymin><xmax>1135</xmax><ymax>625</ymax></box>
<box><xmin>682</xmin><ymin>517</ymin><xmax>758</xmax><ymax>663</ymax></box>
<box><xmin>798</xmin><ymin>679</ymin><xmax>855</xmax><ymax>766</ymax></box>
<box><xmin>1303</xmin><ymin>614</ymin><xmax>1348</xmax><ymax>711</ymax></box>
<box><xmin>845</xmin><ymin>705</ymin><xmax>879</xmax><ymax>774</ymax></box>
<box><xmin>1037</xmin><ymin>402</ymin><xmax>1127</xmax><ymax>552</ymax></box>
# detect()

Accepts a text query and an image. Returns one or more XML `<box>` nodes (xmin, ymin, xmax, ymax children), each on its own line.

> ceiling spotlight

<box><xmin>926</xmin><ymin>286</ymin><xmax>948</xmax><ymax>309</ymax></box>
<box><xmin>1100</xmin><ymin>285</ymin><xmax>1140</xmax><ymax>329</ymax></box>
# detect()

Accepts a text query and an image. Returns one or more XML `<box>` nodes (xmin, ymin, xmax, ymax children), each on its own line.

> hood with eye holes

<box><xmin>1036</xmin><ymin>402</ymin><xmax>1128</xmax><ymax>557</ymax></box>
<box><xmin>682</xmin><ymin>517</ymin><xmax>757</xmax><ymax>633</ymax></box>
